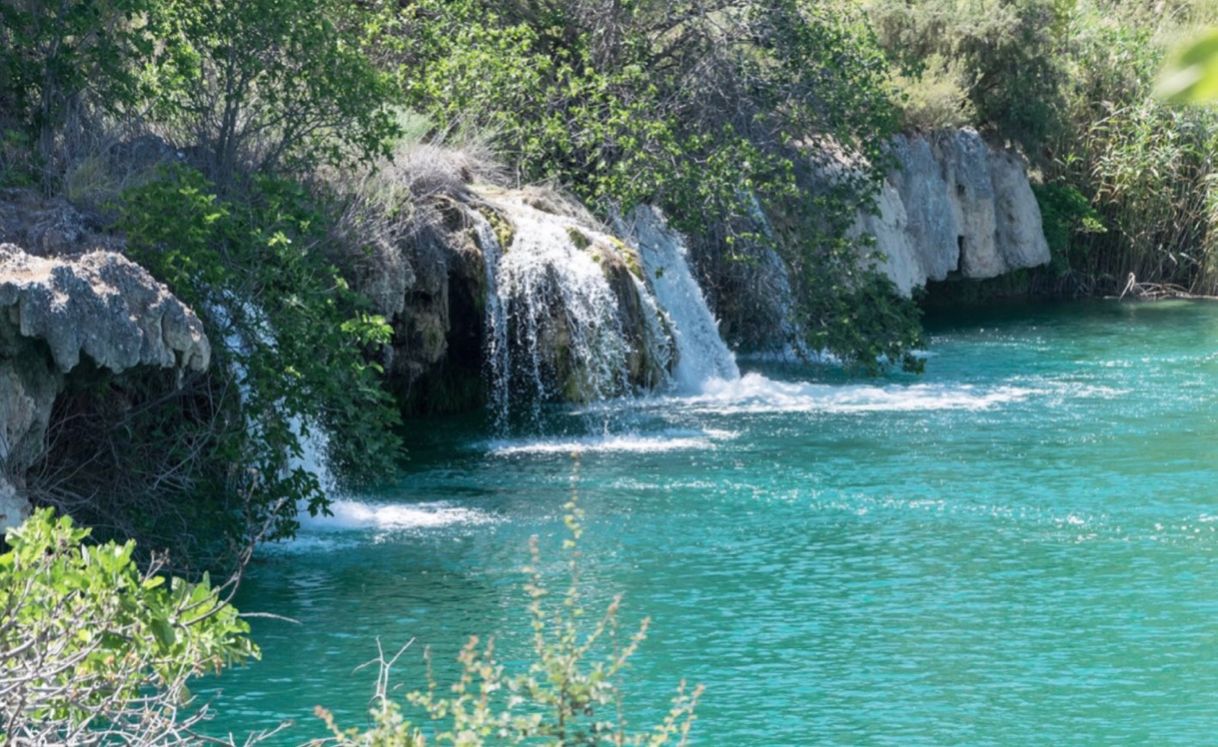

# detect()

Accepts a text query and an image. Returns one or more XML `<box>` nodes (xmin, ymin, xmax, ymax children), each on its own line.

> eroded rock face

<box><xmin>382</xmin><ymin>204</ymin><xmax>490</xmax><ymax>414</ymax></box>
<box><xmin>877</xmin><ymin>129</ymin><xmax>1051</xmax><ymax>294</ymax></box>
<box><xmin>0</xmin><ymin>245</ymin><xmax>210</xmax><ymax>373</ymax></box>
<box><xmin>854</xmin><ymin>179</ymin><xmax>923</xmax><ymax>296</ymax></box>
<box><xmin>0</xmin><ymin>244</ymin><xmax>209</xmax><ymax>531</ymax></box>
<box><xmin>482</xmin><ymin>192</ymin><xmax>673</xmax><ymax>409</ymax></box>
<box><xmin>360</xmin><ymin>182</ymin><xmax>678</xmax><ymax>416</ymax></box>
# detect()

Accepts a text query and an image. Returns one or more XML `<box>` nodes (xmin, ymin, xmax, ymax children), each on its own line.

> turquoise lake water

<box><xmin>207</xmin><ymin>301</ymin><xmax>1218</xmax><ymax>744</ymax></box>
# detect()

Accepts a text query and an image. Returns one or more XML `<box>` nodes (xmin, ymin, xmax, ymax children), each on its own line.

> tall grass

<box><xmin>1048</xmin><ymin>0</ymin><xmax>1218</xmax><ymax>293</ymax></box>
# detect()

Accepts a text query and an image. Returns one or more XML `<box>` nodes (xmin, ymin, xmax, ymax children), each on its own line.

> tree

<box><xmin>150</xmin><ymin>0</ymin><xmax>400</xmax><ymax>185</ymax></box>
<box><xmin>0</xmin><ymin>0</ymin><xmax>155</xmax><ymax>179</ymax></box>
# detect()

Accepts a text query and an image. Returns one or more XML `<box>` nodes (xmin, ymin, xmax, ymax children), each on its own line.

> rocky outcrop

<box><xmin>479</xmin><ymin>191</ymin><xmax>673</xmax><ymax>412</ymax></box>
<box><xmin>0</xmin><ymin>246</ymin><xmax>210</xmax><ymax>373</ymax></box>
<box><xmin>363</xmin><ymin>176</ymin><xmax>677</xmax><ymax>418</ymax></box>
<box><xmin>867</xmin><ymin>129</ymin><xmax>1051</xmax><ymax>296</ymax></box>
<box><xmin>384</xmin><ymin>200</ymin><xmax>489</xmax><ymax>415</ymax></box>
<box><xmin>0</xmin><ymin>244</ymin><xmax>209</xmax><ymax>531</ymax></box>
<box><xmin>688</xmin><ymin>129</ymin><xmax>1050</xmax><ymax>355</ymax></box>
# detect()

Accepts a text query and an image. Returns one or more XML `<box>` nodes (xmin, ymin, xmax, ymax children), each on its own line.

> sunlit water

<box><xmin>205</xmin><ymin>301</ymin><xmax>1218</xmax><ymax>744</ymax></box>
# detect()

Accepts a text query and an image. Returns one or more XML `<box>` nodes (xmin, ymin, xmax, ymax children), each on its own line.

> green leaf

<box><xmin>1157</xmin><ymin>28</ymin><xmax>1218</xmax><ymax>104</ymax></box>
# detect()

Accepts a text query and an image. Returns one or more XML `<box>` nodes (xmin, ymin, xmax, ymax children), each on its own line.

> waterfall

<box><xmin>209</xmin><ymin>295</ymin><xmax>337</xmax><ymax>496</ymax></box>
<box><xmin>478</xmin><ymin>195</ymin><xmax>634</xmax><ymax>425</ymax></box>
<box><xmin>471</xmin><ymin>192</ymin><xmax>745</xmax><ymax>426</ymax></box>
<box><xmin>471</xmin><ymin>212</ymin><xmax>511</xmax><ymax>429</ymax></box>
<box><xmin>623</xmin><ymin>206</ymin><xmax>740</xmax><ymax>391</ymax></box>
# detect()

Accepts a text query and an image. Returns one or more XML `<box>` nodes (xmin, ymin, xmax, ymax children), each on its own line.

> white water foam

<box><xmin>471</xmin><ymin>211</ymin><xmax>512</xmax><ymax>429</ymax></box>
<box><xmin>299</xmin><ymin>499</ymin><xmax>494</xmax><ymax>532</ymax></box>
<box><xmin>486</xmin><ymin>428</ymin><xmax>737</xmax><ymax>456</ymax></box>
<box><xmin>649</xmin><ymin>372</ymin><xmax>1035</xmax><ymax>415</ymax></box>
<box><xmin>624</xmin><ymin>206</ymin><xmax>740</xmax><ymax>391</ymax></box>
<box><xmin>482</xmin><ymin>195</ymin><xmax>640</xmax><ymax>423</ymax></box>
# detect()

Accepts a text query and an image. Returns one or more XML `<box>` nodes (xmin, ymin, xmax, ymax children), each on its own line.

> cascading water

<box><xmin>471</xmin><ymin>212</ymin><xmax>511</xmax><ymax>429</ymax></box>
<box><xmin>478</xmin><ymin>195</ymin><xmax>670</xmax><ymax>427</ymax></box>
<box><xmin>622</xmin><ymin>206</ymin><xmax>740</xmax><ymax>391</ymax></box>
<box><xmin>209</xmin><ymin>296</ymin><xmax>345</xmax><ymax>523</ymax></box>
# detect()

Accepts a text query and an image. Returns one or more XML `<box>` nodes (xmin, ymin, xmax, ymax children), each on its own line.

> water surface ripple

<box><xmin>207</xmin><ymin>301</ymin><xmax>1218</xmax><ymax>745</ymax></box>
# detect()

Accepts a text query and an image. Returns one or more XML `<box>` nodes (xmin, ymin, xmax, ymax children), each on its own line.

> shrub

<box><xmin>148</xmin><ymin>0</ymin><xmax>401</xmax><ymax>185</ymax></box>
<box><xmin>867</xmin><ymin>0</ymin><xmax>1070</xmax><ymax>154</ymax></box>
<box><xmin>0</xmin><ymin>509</ymin><xmax>258</xmax><ymax>743</ymax></box>
<box><xmin>889</xmin><ymin>54</ymin><xmax>977</xmax><ymax>131</ymax></box>
<box><xmin>1033</xmin><ymin>182</ymin><xmax>1105</xmax><ymax>274</ymax></box>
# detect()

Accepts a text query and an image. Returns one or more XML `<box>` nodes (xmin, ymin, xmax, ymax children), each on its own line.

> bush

<box><xmin>316</xmin><ymin>501</ymin><xmax>702</xmax><ymax>746</ymax></box>
<box><xmin>0</xmin><ymin>509</ymin><xmax>257</xmax><ymax>743</ymax></box>
<box><xmin>889</xmin><ymin>54</ymin><xmax>977</xmax><ymax>131</ymax></box>
<box><xmin>1033</xmin><ymin>182</ymin><xmax>1105</xmax><ymax>274</ymax></box>
<box><xmin>43</xmin><ymin>164</ymin><xmax>406</xmax><ymax>567</ymax></box>
<box><xmin>867</xmin><ymin>0</ymin><xmax>1070</xmax><ymax>154</ymax></box>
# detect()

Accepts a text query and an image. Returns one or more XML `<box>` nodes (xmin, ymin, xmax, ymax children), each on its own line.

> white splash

<box><xmin>651</xmin><ymin>372</ymin><xmax>1034</xmax><ymax>415</ymax></box>
<box><xmin>486</xmin><ymin>428</ymin><xmax>737</xmax><ymax>456</ymax></box>
<box><xmin>299</xmin><ymin>500</ymin><xmax>493</xmax><ymax>532</ymax></box>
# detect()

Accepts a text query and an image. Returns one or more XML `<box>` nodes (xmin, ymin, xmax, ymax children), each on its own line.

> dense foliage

<box><xmin>115</xmin><ymin>165</ymin><xmax>401</xmax><ymax>554</ymax></box>
<box><xmin>0</xmin><ymin>0</ymin><xmax>155</xmax><ymax>177</ymax></box>
<box><xmin>148</xmin><ymin>0</ymin><xmax>399</xmax><ymax>182</ymax></box>
<box><xmin>376</xmin><ymin>0</ymin><xmax>923</xmax><ymax>367</ymax></box>
<box><xmin>0</xmin><ymin>509</ymin><xmax>256</xmax><ymax>743</ymax></box>
<box><xmin>2</xmin><ymin>0</ymin><xmax>403</xmax><ymax>566</ymax></box>
<box><xmin>869</xmin><ymin>0</ymin><xmax>1071</xmax><ymax>153</ymax></box>
<box><xmin>7</xmin><ymin>0</ymin><xmax>1218</xmax><ymax>564</ymax></box>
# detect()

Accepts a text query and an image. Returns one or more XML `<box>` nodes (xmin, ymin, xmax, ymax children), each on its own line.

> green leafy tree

<box><xmin>374</xmin><ymin>0</ymin><xmax>920</xmax><ymax>369</ymax></box>
<box><xmin>0</xmin><ymin>0</ymin><xmax>155</xmax><ymax>177</ymax></box>
<box><xmin>0</xmin><ymin>509</ymin><xmax>259</xmax><ymax>743</ymax></box>
<box><xmin>149</xmin><ymin>0</ymin><xmax>400</xmax><ymax>184</ymax></box>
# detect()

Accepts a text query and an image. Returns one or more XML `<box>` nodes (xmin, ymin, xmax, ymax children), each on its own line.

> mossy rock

<box><xmin>475</xmin><ymin>204</ymin><xmax>516</xmax><ymax>251</ymax></box>
<box><xmin>610</xmin><ymin>237</ymin><xmax>644</xmax><ymax>280</ymax></box>
<box><xmin>566</xmin><ymin>226</ymin><xmax>592</xmax><ymax>250</ymax></box>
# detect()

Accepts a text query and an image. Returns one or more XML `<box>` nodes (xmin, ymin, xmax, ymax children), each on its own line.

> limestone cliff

<box><xmin>866</xmin><ymin>129</ymin><xmax>1051</xmax><ymax>296</ymax></box>
<box><xmin>0</xmin><ymin>244</ymin><xmax>209</xmax><ymax>531</ymax></box>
